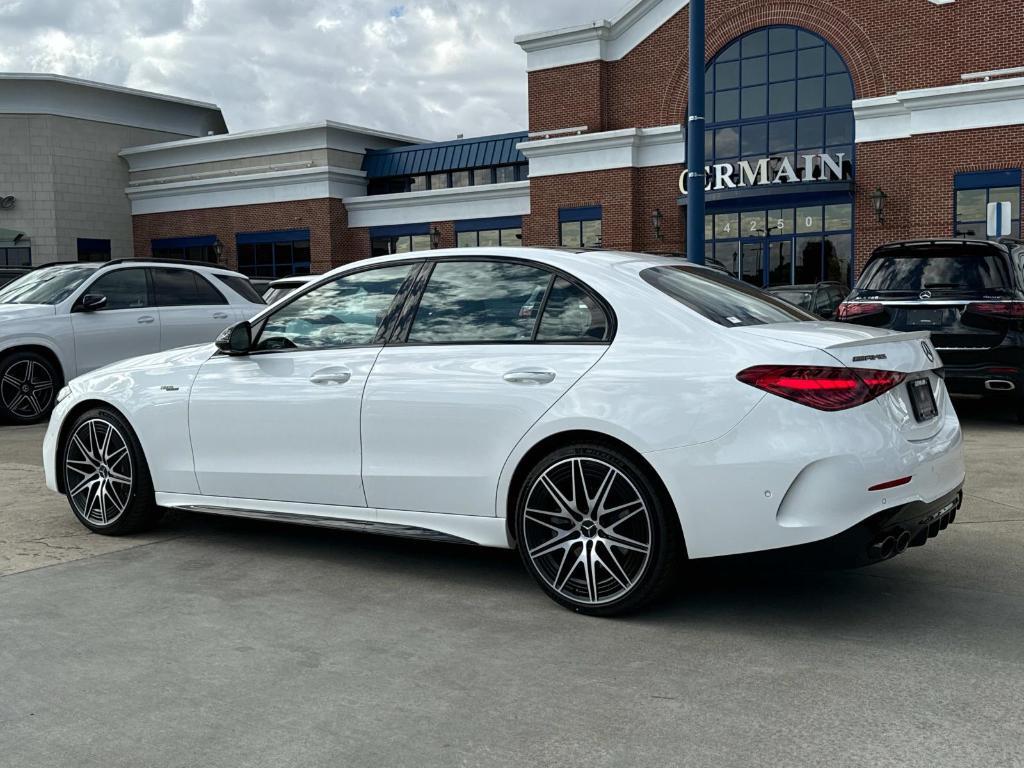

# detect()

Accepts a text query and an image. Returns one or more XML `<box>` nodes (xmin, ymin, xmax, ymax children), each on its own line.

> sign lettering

<box><xmin>680</xmin><ymin>153</ymin><xmax>850</xmax><ymax>195</ymax></box>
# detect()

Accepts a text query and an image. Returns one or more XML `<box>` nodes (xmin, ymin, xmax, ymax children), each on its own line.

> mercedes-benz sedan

<box><xmin>44</xmin><ymin>248</ymin><xmax>965</xmax><ymax>615</ymax></box>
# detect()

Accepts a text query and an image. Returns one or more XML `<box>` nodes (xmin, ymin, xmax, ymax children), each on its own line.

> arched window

<box><xmin>698</xmin><ymin>26</ymin><xmax>856</xmax><ymax>287</ymax></box>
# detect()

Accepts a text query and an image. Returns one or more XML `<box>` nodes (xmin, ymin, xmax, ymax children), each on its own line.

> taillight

<box><xmin>737</xmin><ymin>365</ymin><xmax>907</xmax><ymax>412</ymax></box>
<box><xmin>836</xmin><ymin>302</ymin><xmax>884</xmax><ymax>321</ymax></box>
<box><xmin>965</xmin><ymin>302</ymin><xmax>1024</xmax><ymax>320</ymax></box>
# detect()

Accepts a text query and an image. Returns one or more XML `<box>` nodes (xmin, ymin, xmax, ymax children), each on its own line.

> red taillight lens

<box><xmin>737</xmin><ymin>366</ymin><xmax>907</xmax><ymax>411</ymax></box>
<box><xmin>965</xmin><ymin>302</ymin><xmax>1024</xmax><ymax>320</ymax></box>
<box><xmin>836</xmin><ymin>302</ymin><xmax>884</xmax><ymax>321</ymax></box>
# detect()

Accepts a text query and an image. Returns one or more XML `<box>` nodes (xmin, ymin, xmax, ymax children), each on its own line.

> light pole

<box><xmin>685</xmin><ymin>0</ymin><xmax>706</xmax><ymax>265</ymax></box>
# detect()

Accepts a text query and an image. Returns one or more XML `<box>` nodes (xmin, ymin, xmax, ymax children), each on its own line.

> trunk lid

<box><xmin>736</xmin><ymin>322</ymin><xmax>947</xmax><ymax>439</ymax></box>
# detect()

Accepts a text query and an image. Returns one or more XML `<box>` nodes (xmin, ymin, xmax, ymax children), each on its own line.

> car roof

<box><xmin>269</xmin><ymin>275</ymin><xmax>316</xmax><ymax>288</ymax></box>
<box><xmin>31</xmin><ymin>259</ymin><xmax>248</xmax><ymax>278</ymax></box>
<box><xmin>872</xmin><ymin>239</ymin><xmax>1010</xmax><ymax>257</ymax></box>
<box><xmin>318</xmin><ymin>247</ymin><xmax>689</xmax><ymax>282</ymax></box>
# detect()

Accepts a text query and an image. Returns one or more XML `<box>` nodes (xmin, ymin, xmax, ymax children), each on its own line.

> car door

<box><xmin>69</xmin><ymin>267</ymin><xmax>160</xmax><ymax>375</ymax></box>
<box><xmin>187</xmin><ymin>262</ymin><xmax>418</xmax><ymax>507</ymax></box>
<box><xmin>151</xmin><ymin>267</ymin><xmax>235</xmax><ymax>349</ymax></box>
<box><xmin>361</xmin><ymin>258</ymin><xmax>612</xmax><ymax>517</ymax></box>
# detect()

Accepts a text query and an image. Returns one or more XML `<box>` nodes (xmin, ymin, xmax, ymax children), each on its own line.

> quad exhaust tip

<box><xmin>985</xmin><ymin>380</ymin><xmax>1016</xmax><ymax>392</ymax></box>
<box><xmin>895</xmin><ymin>530</ymin><xmax>912</xmax><ymax>555</ymax></box>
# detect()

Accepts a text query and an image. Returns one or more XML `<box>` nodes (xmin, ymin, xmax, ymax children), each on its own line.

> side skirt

<box><xmin>155</xmin><ymin>493</ymin><xmax>513</xmax><ymax>549</ymax></box>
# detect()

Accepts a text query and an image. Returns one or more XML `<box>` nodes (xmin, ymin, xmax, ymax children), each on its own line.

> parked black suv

<box><xmin>837</xmin><ymin>239</ymin><xmax>1024</xmax><ymax>423</ymax></box>
<box><xmin>768</xmin><ymin>281</ymin><xmax>846</xmax><ymax>319</ymax></box>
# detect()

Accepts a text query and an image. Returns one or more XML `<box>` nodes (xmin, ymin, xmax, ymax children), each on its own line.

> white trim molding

<box><xmin>517</xmin><ymin>125</ymin><xmax>684</xmax><ymax>177</ymax></box>
<box><xmin>121</xmin><ymin>120</ymin><xmax>424</xmax><ymax>172</ymax></box>
<box><xmin>854</xmin><ymin>77</ymin><xmax>1024</xmax><ymax>142</ymax></box>
<box><xmin>515</xmin><ymin>0</ymin><xmax>688</xmax><ymax>71</ymax></box>
<box><xmin>344</xmin><ymin>182</ymin><xmax>531</xmax><ymax>229</ymax></box>
<box><xmin>126</xmin><ymin>166</ymin><xmax>369</xmax><ymax>215</ymax></box>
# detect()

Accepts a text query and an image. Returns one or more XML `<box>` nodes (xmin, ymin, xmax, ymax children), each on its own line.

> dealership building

<box><xmin>4</xmin><ymin>0</ymin><xmax>1024</xmax><ymax>288</ymax></box>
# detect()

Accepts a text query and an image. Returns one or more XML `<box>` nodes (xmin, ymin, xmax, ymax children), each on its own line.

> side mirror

<box><xmin>77</xmin><ymin>294</ymin><xmax>107</xmax><ymax>312</ymax></box>
<box><xmin>215</xmin><ymin>321</ymin><xmax>253</xmax><ymax>356</ymax></box>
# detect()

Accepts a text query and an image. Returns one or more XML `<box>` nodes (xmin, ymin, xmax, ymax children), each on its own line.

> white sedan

<box><xmin>43</xmin><ymin>248</ymin><xmax>966</xmax><ymax>615</ymax></box>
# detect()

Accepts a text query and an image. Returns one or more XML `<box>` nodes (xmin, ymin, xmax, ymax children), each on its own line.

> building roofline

<box><xmin>119</xmin><ymin>119</ymin><xmax>428</xmax><ymax>157</ymax></box>
<box><xmin>0</xmin><ymin>72</ymin><xmax>221</xmax><ymax>111</ymax></box>
<box><xmin>364</xmin><ymin>130</ymin><xmax>528</xmax><ymax>155</ymax></box>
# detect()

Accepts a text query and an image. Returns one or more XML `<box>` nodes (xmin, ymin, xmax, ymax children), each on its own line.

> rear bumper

<box><xmin>645</xmin><ymin>381</ymin><xmax>966</xmax><ymax>560</ymax></box>
<box><xmin>939</xmin><ymin>346</ymin><xmax>1023</xmax><ymax>397</ymax></box>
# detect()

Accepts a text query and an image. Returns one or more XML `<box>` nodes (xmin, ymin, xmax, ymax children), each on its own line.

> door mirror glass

<box><xmin>77</xmin><ymin>293</ymin><xmax>108</xmax><ymax>312</ymax></box>
<box><xmin>216</xmin><ymin>321</ymin><xmax>252</xmax><ymax>355</ymax></box>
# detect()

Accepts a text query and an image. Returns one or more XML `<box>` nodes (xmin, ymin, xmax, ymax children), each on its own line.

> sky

<box><xmin>0</xmin><ymin>0</ymin><xmax>626</xmax><ymax>141</ymax></box>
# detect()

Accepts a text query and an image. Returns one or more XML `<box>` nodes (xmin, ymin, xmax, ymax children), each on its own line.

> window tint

<box><xmin>409</xmin><ymin>261</ymin><xmax>552</xmax><ymax>343</ymax></box>
<box><xmin>641</xmin><ymin>266</ymin><xmax>814</xmax><ymax>327</ymax></box>
<box><xmin>86</xmin><ymin>269</ymin><xmax>150</xmax><ymax>311</ymax></box>
<box><xmin>859</xmin><ymin>248</ymin><xmax>1012</xmax><ymax>293</ymax></box>
<box><xmin>257</xmin><ymin>264</ymin><xmax>413</xmax><ymax>350</ymax></box>
<box><xmin>216</xmin><ymin>274</ymin><xmax>265</xmax><ymax>304</ymax></box>
<box><xmin>537</xmin><ymin>278</ymin><xmax>609</xmax><ymax>342</ymax></box>
<box><xmin>152</xmin><ymin>268</ymin><xmax>227</xmax><ymax>306</ymax></box>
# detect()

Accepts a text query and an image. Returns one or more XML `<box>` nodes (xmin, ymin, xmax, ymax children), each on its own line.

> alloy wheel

<box><xmin>65</xmin><ymin>419</ymin><xmax>134</xmax><ymax>527</ymax></box>
<box><xmin>1</xmin><ymin>359</ymin><xmax>54</xmax><ymax>419</ymax></box>
<box><xmin>522</xmin><ymin>457</ymin><xmax>653</xmax><ymax>606</ymax></box>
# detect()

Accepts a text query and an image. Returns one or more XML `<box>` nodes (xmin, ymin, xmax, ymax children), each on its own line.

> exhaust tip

<box><xmin>895</xmin><ymin>530</ymin><xmax>912</xmax><ymax>554</ymax></box>
<box><xmin>985</xmin><ymin>380</ymin><xmax>1016</xmax><ymax>392</ymax></box>
<box><xmin>870</xmin><ymin>535</ymin><xmax>896</xmax><ymax>561</ymax></box>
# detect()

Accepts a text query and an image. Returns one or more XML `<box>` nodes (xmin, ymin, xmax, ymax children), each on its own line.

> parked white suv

<box><xmin>0</xmin><ymin>260</ymin><xmax>265</xmax><ymax>424</ymax></box>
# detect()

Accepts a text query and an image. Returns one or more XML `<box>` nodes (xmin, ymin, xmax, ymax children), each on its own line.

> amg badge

<box><xmin>852</xmin><ymin>353</ymin><xmax>888</xmax><ymax>363</ymax></box>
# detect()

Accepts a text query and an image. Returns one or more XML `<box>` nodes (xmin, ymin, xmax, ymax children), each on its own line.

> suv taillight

<box><xmin>737</xmin><ymin>366</ymin><xmax>907</xmax><ymax>412</ymax></box>
<box><xmin>836</xmin><ymin>302</ymin><xmax>884</xmax><ymax>321</ymax></box>
<box><xmin>964</xmin><ymin>301</ymin><xmax>1024</xmax><ymax>320</ymax></box>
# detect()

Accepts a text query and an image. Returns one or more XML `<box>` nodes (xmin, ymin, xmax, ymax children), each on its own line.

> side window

<box><xmin>152</xmin><ymin>268</ymin><xmax>228</xmax><ymax>307</ymax></box>
<box><xmin>256</xmin><ymin>264</ymin><xmax>413</xmax><ymax>350</ymax></box>
<box><xmin>537</xmin><ymin>278</ymin><xmax>609</xmax><ymax>342</ymax></box>
<box><xmin>84</xmin><ymin>268</ymin><xmax>150</xmax><ymax>311</ymax></box>
<box><xmin>408</xmin><ymin>261</ymin><xmax>552</xmax><ymax>343</ymax></box>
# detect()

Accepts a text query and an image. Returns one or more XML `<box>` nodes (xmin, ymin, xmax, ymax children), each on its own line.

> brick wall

<box><xmin>132</xmin><ymin>199</ymin><xmax>367</xmax><ymax>273</ymax></box>
<box><xmin>524</xmin><ymin>168</ymin><xmax>639</xmax><ymax>251</ymax></box>
<box><xmin>529</xmin><ymin>0</ymin><xmax>1024</xmax><ymax>132</ymax></box>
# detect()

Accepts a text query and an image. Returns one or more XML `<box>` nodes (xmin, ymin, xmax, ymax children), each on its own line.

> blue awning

<box><xmin>236</xmin><ymin>229</ymin><xmax>310</xmax><ymax>245</ymax></box>
<box><xmin>364</xmin><ymin>132</ymin><xmax>527</xmax><ymax>178</ymax></box>
<box><xmin>369</xmin><ymin>223</ymin><xmax>431</xmax><ymax>238</ymax></box>
<box><xmin>454</xmin><ymin>216</ymin><xmax>523</xmax><ymax>232</ymax></box>
<box><xmin>954</xmin><ymin>169</ymin><xmax>1021</xmax><ymax>191</ymax></box>
<box><xmin>559</xmin><ymin>206</ymin><xmax>602</xmax><ymax>223</ymax></box>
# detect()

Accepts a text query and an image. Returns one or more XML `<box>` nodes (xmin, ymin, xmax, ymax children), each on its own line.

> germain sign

<box><xmin>679</xmin><ymin>152</ymin><xmax>851</xmax><ymax>195</ymax></box>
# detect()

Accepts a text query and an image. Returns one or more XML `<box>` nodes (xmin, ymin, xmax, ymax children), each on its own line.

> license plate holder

<box><xmin>909</xmin><ymin>378</ymin><xmax>938</xmax><ymax>422</ymax></box>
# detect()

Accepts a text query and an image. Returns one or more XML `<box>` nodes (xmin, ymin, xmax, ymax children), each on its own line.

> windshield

<box><xmin>859</xmin><ymin>246</ymin><xmax>1012</xmax><ymax>295</ymax></box>
<box><xmin>0</xmin><ymin>265</ymin><xmax>98</xmax><ymax>305</ymax></box>
<box><xmin>641</xmin><ymin>265</ymin><xmax>815</xmax><ymax>327</ymax></box>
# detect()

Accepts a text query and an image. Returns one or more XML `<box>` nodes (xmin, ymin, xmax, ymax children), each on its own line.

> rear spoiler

<box><xmin>826</xmin><ymin>331</ymin><xmax>931</xmax><ymax>350</ymax></box>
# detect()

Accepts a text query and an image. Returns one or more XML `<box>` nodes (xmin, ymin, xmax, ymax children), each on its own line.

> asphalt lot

<box><xmin>1</xmin><ymin>403</ymin><xmax>1022</xmax><ymax>767</ymax></box>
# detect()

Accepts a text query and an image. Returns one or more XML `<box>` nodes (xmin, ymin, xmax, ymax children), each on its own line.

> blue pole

<box><xmin>686</xmin><ymin>0</ymin><xmax>706</xmax><ymax>265</ymax></box>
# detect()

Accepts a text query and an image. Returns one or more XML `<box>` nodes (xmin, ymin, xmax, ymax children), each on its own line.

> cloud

<box><xmin>0</xmin><ymin>0</ymin><xmax>625</xmax><ymax>140</ymax></box>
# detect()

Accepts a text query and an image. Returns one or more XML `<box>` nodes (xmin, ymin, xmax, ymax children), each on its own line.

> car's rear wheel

<box><xmin>515</xmin><ymin>444</ymin><xmax>683</xmax><ymax>616</ymax></box>
<box><xmin>62</xmin><ymin>407</ymin><xmax>163</xmax><ymax>535</ymax></box>
<box><xmin>0</xmin><ymin>351</ymin><xmax>59</xmax><ymax>424</ymax></box>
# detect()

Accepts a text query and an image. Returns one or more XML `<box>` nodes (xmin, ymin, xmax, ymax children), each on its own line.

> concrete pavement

<box><xmin>1</xmin><ymin>403</ymin><xmax>1022</xmax><ymax>767</ymax></box>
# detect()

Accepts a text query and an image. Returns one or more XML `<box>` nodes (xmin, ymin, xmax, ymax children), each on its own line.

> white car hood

<box><xmin>71</xmin><ymin>343</ymin><xmax>217</xmax><ymax>386</ymax></box>
<box><xmin>0</xmin><ymin>303</ymin><xmax>57</xmax><ymax>323</ymax></box>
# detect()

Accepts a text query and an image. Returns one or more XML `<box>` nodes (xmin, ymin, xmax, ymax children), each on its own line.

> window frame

<box><xmin>76</xmin><ymin>267</ymin><xmax>153</xmax><ymax>312</ymax></box>
<box><xmin>388</xmin><ymin>255</ymin><xmax>616</xmax><ymax>347</ymax></box>
<box><xmin>953</xmin><ymin>170</ymin><xmax>1022</xmax><ymax>240</ymax></box>
<box><xmin>151</xmin><ymin>267</ymin><xmax>229</xmax><ymax>307</ymax></box>
<box><xmin>245</xmin><ymin>260</ymin><xmax>425</xmax><ymax>356</ymax></box>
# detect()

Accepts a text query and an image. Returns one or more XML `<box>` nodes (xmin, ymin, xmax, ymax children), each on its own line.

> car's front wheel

<box><xmin>515</xmin><ymin>444</ymin><xmax>683</xmax><ymax>616</ymax></box>
<box><xmin>0</xmin><ymin>351</ymin><xmax>59</xmax><ymax>424</ymax></box>
<box><xmin>62</xmin><ymin>407</ymin><xmax>163</xmax><ymax>535</ymax></box>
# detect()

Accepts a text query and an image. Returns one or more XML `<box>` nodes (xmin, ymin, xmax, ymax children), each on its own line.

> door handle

<box><xmin>503</xmin><ymin>369</ymin><xmax>556</xmax><ymax>385</ymax></box>
<box><xmin>137</xmin><ymin>315</ymin><xmax>156</xmax><ymax>324</ymax></box>
<box><xmin>310</xmin><ymin>369</ymin><xmax>352</xmax><ymax>386</ymax></box>
<box><xmin>213</xmin><ymin>312</ymin><xmax>229</xmax><ymax>320</ymax></box>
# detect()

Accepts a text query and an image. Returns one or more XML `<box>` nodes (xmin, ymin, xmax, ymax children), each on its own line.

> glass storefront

<box><xmin>697</xmin><ymin>26</ymin><xmax>856</xmax><ymax>287</ymax></box>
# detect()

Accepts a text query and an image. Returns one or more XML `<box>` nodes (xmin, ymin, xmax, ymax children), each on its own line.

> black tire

<box><xmin>62</xmin><ymin>407</ymin><xmax>163</xmax><ymax>535</ymax></box>
<box><xmin>514</xmin><ymin>443</ymin><xmax>684</xmax><ymax>616</ymax></box>
<box><xmin>0</xmin><ymin>350</ymin><xmax>60</xmax><ymax>425</ymax></box>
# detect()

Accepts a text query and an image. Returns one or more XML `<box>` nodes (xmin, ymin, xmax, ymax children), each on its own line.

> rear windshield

<box><xmin>769</xmin><ymin>289</ymin><xmax>814</xmax><ymax>310</ymax></box>
<box><xmin>859</xmin><ymin>246</ymin><xmax>1012</xmax><ymax>294</ymax></box>
<box><xmin>215</xmin><ymin>274</ymin><xmax>265</xmax><ymax>304</ymax></box>
<box><xmin>641</xmin><ymin>266</ymin><xmax>814</xmax><ymax>327</ymax></box>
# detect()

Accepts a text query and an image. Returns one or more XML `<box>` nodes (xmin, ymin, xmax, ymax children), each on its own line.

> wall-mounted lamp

<box><xmin>652</xmin><ymin>208</ymin><xmax>664</xmax><ymax>241</ymax></box>
<box><xmin>430</xmin><ymin>225</ymin><xmax>441</xmax><ymax>249</ymax></box>
<box><xmin>212</xmin><ymin>237</ymin><xmax>224</xmax><ymax>261</ymax></box>
<box><xmin>870</xmin><ymin>187</ymin><xmax>888</xmax><ymax>224</ymax></box>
